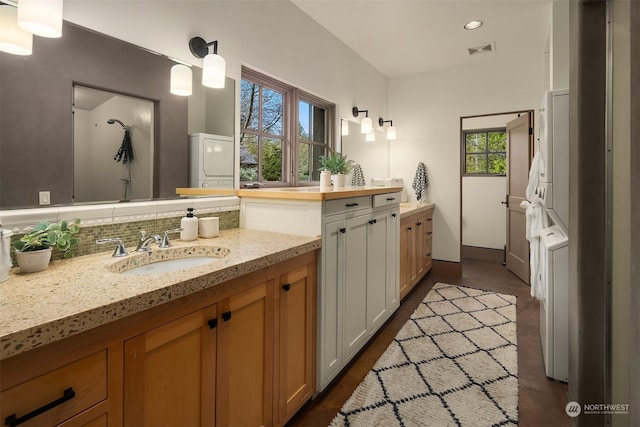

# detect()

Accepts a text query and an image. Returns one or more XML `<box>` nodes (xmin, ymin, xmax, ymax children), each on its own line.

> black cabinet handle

<box><xmin>427</xmin><ymin>231</ymin><xmax>433</xmax><ymax>235</ymax></box>
<box><xmin>408</xmin><ymin>227</ymin><xmax>412</xmax><ymax>231</ymax></box>
<box><xmin>283</xmin><ymin>283</ymin><xmax>291</xmax><ymax>292</ymax></box>
<box><xmin>426</xmin><ymin>253</ymin><xmax>432</xmax><ymax>257</ymax></box>
<box><xmin>386</xmin><ymin>197</ymin><xmax>395</xmax><ymax>201</ymax></box>
<box><xmin>340</xmin><ymin>228</ymin><xmax>346</xmax><ymax>234</ymax></box>
<box><xmin>392</xmin><ymin>213</ymin><xmax>397</xmax><ymax>218</ymax></box>
<box><xmin>222</xmin><ymin>311</ymin><xmax>232</xmax><ymax>322</ymax></box>
<box><xmin>368</xmin><ymin>219</ymin><xmax>377</xmax><ymax>225</ymax></box>
<box><xmin>427</xmin><ymin>218</ymin><xmax>432</xmax><ymax>221</ymax></box>
<box><xmin>208</xmin><ymin>318</ymin><xmax>218</xmax><ymax>329</ymax></box>
<box><xmin>345</xmin><ymin>203</ymin><xmax>359</xmax><ymax>207</ymax></box>
<box><xmin>5</xmin><ymin>387</ymin><xmax>75</xmax><ymax>427</ymax></box>
<box><xmin>417</xmin><ymin>222</ymin><xmax>422</xmax><ymax>226</ymax></box>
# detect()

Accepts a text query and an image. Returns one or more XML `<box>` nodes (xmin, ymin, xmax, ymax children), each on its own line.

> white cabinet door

<box><xmin>319</xmin><ymin>218</ymin><xmax>345</xmax><ymax>388</ymax></box>
<box><xmin>343</xmin><ymin>214</ymin><xmax>369</xmax><ymax>362</ymax></box>
<box><xmin>366</xmin><ymin>211</ymin><xmax>388</xmax><ymax>334</ymax></box>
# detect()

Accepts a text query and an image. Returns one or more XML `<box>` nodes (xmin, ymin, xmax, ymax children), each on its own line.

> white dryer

<box><xmin>189</xmin><ymin>133</ymin><xmax>234</xmax><ymax>188</ymax></box>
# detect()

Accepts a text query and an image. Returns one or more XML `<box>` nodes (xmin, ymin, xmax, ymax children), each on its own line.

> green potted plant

<box><xmin>14</xmin><ymin>219</ymin><xmax>81</xmax><ymax>273</ymax></box>
<box><xmin>319</xmin><ymin>152</ymin><xmax>354</xmax><ymax>188</ymax></box>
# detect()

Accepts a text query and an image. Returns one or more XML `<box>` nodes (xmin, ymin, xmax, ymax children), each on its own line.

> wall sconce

<box><xmin>17</xmin><ymin>0</ymin><xmax>63</xmax><ymax>38</ymax></box>
<box><xmin>189</xmin><ymin>36</ymin><xmax>226</xmax><ymax>89</ymax></box>
<box><xmin>379</xmin><ymin>118</ymin><xmax>397</xmax><ymax>140</ymax></box>
<box><xmin>352</xmin><ymin>107</ymin><xmax>372</xmax><ymax>134</ymax></box>
<box><xmin>0</xmin><ymin>5</ymin><xmax>33</xmax><ymax>55</ymax></box>
<box><xmin>170</xmin><ymin>63</ymin><xmax>193</xmax><ymax>96</ymax></box>
<box><xmin>366</xmin><ymin>132</ymin><xmax>375</xmax><ymax>142</ymax></box>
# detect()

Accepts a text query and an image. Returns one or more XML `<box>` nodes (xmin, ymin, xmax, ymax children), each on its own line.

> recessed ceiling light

<box><xmin>464</xmin><ymin>20</ymin><xmax>483</xmax><ymax>30</ymax></box>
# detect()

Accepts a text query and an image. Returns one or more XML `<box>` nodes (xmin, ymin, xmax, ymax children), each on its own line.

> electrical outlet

<box><xmin>39</xmin><ymin>191</ymin><xmax>50</xmax><ymax>205</ymax></box>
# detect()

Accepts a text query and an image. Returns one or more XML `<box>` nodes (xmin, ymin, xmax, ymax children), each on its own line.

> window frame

<box><xmin>240</xmin><ymin>67</ymin><xmax>335</xmax><ymax>187</ymax></box>
<box><xmin>462</xmin><ymin>127</ymin><xmax>507</xmax><ymax>177</ymax></box>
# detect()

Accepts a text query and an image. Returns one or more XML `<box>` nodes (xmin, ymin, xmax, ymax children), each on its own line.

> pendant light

<box><xmin>0</xmin><ymin>5</ymin><xmax>33</xmax><ymax>55</ymax></box>
<box><xmin>352</xmin><ymin>107</ymin><xmax>372</xmax><ymax>134</ymax></box>
<box><xmin>379</xmin><ymin>118</ymin><xmax>397</xmax><ymax>141</ymax></box>
<box><xmin>17</xmin><ymin>0</ymin><xmax>63</xmax><ymax>38</ymax></box>
<box><xmin>170</xmin><ymin>64</ymin><xmax>193</xmax><ymax>96</ymax></box>
<box><xmin>189</xmin><ymin>36</ymin><xmax>226</xmax><ymax>89</ymax></box>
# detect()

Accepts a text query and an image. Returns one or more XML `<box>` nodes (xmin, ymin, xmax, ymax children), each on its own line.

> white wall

<box><xmin>63</xmin><ymin>1</ymin><xmax>389</xmax><ymax>149</ymax></box>
<box><xmin>389</xmin><ymin>51</ymin><xmax>544</xmax><ymax>262</ymax></box>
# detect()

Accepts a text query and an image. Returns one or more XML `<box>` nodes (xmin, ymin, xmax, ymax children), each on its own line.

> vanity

<box><xmin>0</xmin><ymin>229</ymin><xmax>320</xmax><ymax>427</ymax></box>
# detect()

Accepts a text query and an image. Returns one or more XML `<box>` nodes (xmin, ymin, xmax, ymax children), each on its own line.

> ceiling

<box><xmin>291</xmin><ymin>0</ymin><xmax>551</xmax><ymax>78</ymax></box>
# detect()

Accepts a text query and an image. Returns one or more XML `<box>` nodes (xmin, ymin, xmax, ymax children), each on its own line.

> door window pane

<box><xmin>463</xmin><ymin>129</ymin><xmax>507</xmax><ymax>175</ymax></box>
<box><xmin>488</xmin><ymin>131</ymin><xmax>507</xmax><ymax>151</ymax></box>
<box><xmin>466</xmin><ymin>154</ymin><xmax>487</xmax><ymax>174</ymax></box>
<box><xmin>488</xmin><ymin>153</ymin><xmax>506</xmax><ymax>174</ymax></box>
<box><xmin>465</xmin><ymin>133</ymin><xmax>486</xmax><ymax>153</ymax></box>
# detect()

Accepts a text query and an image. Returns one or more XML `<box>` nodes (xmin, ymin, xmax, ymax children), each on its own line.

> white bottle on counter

<box><xmin>180</xmin><ymin>208</ymin><xmax>198</xmax><ymax>241</ymax></box>
<box><xmin>320</xmin><ymin>170</ymin><xmax>331</xmax><ymax>189</ymax></box>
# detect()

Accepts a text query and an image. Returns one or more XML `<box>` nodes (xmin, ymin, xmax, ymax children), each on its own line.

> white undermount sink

<box><xmin>108</xmin><ymin>245</ymin><xmax>229</xmax><ymax>276</ymax></box>
<box><xmin>120</xmin><ymin>256</ymin><xmax>220</xmax><ymax>276</ymax></box>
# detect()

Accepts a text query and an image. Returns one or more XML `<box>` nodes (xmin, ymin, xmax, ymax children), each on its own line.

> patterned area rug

<box><xmin>330</xmin><ymin>283</ymin><xmax>518</xmax><ymax>427</ymax></box>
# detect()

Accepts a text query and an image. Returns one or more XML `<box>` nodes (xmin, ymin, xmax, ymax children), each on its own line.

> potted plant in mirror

<box><xmin>14</xmin><ymin>219</ymin><xmax>81</xmax><ymax>273</ymax></box>
<box><xmin>319</xmin><ymin>152</ymin><xmax>354</xmax><ymax>188</ymax></box>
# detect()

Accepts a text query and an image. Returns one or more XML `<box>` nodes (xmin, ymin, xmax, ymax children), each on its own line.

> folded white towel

<box><xmin>412</xmin><ymin>162</ymin><xmax>429</xmax><ymax>202</ymax></box>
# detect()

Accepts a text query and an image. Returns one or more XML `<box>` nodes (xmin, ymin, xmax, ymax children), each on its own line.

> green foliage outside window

<box><xmin>464</xmin><ymin>130</ymin><xmax>506</xmax><ymax>175</ymax></box>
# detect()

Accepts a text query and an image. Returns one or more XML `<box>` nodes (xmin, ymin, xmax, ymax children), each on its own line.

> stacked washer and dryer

<box><xmin>533</xmin><ymin>89</ymin><xmax>569</xmax><ymax>382</ymax></box>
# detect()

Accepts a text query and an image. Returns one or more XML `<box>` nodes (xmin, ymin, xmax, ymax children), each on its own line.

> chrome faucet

<box><xmin>135</xmin><ymin>231</ymin><xmax>161</xmax><ymax>252</ymax></box>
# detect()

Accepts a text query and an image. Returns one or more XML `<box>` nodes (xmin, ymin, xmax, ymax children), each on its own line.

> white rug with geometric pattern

<box><xmin>330</xmin><ymin>283</ymin><xmax>518</xmax><ymax>427</ymax></box>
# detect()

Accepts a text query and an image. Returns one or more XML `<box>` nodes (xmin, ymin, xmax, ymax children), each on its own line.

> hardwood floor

<box><xmin>288</xmin><ymin>258</ymin><xmax>570</xmax><ymax>427</ymax></box>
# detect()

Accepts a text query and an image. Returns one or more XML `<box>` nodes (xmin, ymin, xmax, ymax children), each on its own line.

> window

<box><xmin>240</xmin><ymin>67</ymin><xmax>334</xmax><ymax>185</ymax></box>
<box><xmin>463</xmin><ymin>129</ymin><xmax>507</xmax><ymax>175</ymax></box>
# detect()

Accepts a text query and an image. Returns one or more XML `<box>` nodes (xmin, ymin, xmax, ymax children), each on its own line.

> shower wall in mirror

<box><xmin>340</xmin><ymin>120</ymin><xmax>388</xmax><ymax>186</ymax></box>
<box><xmin>73</xmin><ymin>86</ymin><xmax>154</xmax><ymax>203</ymax></box>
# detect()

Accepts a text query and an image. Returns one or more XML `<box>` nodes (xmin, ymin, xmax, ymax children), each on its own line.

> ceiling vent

<box><xmin>467</xmin><ymin>42</ymin><xmax>495</xmax><ymax>56</ymax></box>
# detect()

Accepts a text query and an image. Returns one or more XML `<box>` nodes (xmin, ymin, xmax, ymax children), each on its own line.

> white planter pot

<box><xmin>332</xmin><ymin>173</ymin><xmax>346</xmax><ymax>188</ymax></box>
<box><xmin>16</xmin><ymin>247</ymin><xmax>52</xmax><ymax>273</ymax></box>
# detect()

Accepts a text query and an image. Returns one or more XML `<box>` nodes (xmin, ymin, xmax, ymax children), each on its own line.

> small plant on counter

<box><xmin>14</xmin><ymin>219</ymin><xmax>81</xmax><ymax>258</ymax></box>
<box><xmin>318</xmin><ymin>152</ymin><xmax>354</xmax><ymax>175</ymax></box>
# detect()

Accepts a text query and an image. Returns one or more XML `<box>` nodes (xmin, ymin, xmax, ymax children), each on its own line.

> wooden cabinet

<box><xmin>276</xmin><ymin>262</ymin><xmax>316</xmax><ymax>425</ymax></box>
<box><xmin>1</xmin><ymin>251</ymin><xmax>317</xmax><ymax>427</ymax></box>
<box><xmin>0</xmin><ymin>351</ymin><xmax>107</xmax><ymax>427</ymax></box>
<box><xmin>123</xmin><ymin>306</ymin><xmax>217</xmax><ymax>427</ymax></box>
<box><xmin>399</xmin><ymin>207</ymin><xmax>434</xmax><ymax>300</ymax></box>
<box><xmin>318</xmin><ymin>195</ymin><xmax>400</xmax><ymax>390</ymax></box>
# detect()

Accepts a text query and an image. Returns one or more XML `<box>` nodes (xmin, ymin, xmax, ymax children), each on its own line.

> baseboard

<box><xmin>461</xmin><ymin>245</ymin><xmax>504</xmax><ymax>263</ymax></box>
<box><xmin>432</xmin><ymin>260</ymin><xmax>462</xmax><ymax>281</ymax></box>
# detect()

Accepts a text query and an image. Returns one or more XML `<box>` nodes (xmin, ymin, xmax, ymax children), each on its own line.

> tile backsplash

<box><xmin>3</xmin><ymin>196</ymin><xmax>240</xmax><ymax>263</ymax></box>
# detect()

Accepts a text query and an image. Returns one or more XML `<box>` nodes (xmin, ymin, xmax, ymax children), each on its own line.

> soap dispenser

<box><xmin>180</xmin><ymin>208</ymin><xmax>198</xmax><ymax>241</ymax></box>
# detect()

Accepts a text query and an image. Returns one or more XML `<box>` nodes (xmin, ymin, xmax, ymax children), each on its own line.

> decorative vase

<box><xmin>15</xmin><ymin>247</ymin><xmax>52</xmax><ymax>273</ymax></box>
<box><xmin>332</xmin><ymin>173</ymin><xmax>346</xmax><ymax>188</ymax></box>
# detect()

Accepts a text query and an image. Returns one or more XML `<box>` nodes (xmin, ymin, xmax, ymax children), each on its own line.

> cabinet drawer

<box><xmin>325</xmin><ymin>196</ymin><xmax>371</xmax><ymax>216</ymax></box>
<box><xmin>1</xmin><ymin>351</ymin><xmax>107</xmax><ymax>427</ymax></box>
<box><xmin>372</xmin><ymin>192</ymin><xmax>401</xmax><ymax>208</ymax></box>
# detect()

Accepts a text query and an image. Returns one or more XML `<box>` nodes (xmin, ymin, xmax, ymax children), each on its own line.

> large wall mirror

<box><xmin>340</xmin><ymin>119</ymin><xmax>388</xmax><ymax>185</ymax></box>
<box><xmin>0</xmin><ymin>21</ymin><xmax>235</xmax><ymax>209</ymax></box>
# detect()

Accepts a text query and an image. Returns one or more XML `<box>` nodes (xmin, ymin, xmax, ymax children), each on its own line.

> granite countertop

<box><xmin>399</xmin><ymin>201</ymin><xmax>435</xmax><ymax>218</ymax></box>
<box><xmin>236</xmin><ymin>185</ymin><xmax>403</xmax><ymax>201</ymax></box>
<box><xmin>0</xmin><ymin>228</ymin><xmax>321</xmax><ymax>360</ymax></box>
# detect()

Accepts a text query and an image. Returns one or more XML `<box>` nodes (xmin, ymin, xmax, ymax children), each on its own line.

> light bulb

<box><xmin>202</xmin><ymin>53</ymin><xmax>226</xmax><ymax>89</ymax></box>
<box><xmin>387</xmin><ymin>126</ymin><xmax>397</xmax><ymax>140</ymax></box>
<box><xmin>360</xmin><ymin>116</ymin><xmax>372</xmax><ymax>134</ymax></box>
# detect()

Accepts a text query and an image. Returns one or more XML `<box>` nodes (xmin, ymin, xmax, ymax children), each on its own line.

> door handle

<box><xmin>501</xmin><ymin>195</ymin><xmax>509</xmax><ymax>207</ymax></box>
<box><xmin>283</xmin><ymin>283</ymin><xmax>291</xmax><ymax>292</ymax></box>
<box><xmin>222</xmin><ymin>311</ymin><xmax>232</xmax><ymax>322</ymax></box>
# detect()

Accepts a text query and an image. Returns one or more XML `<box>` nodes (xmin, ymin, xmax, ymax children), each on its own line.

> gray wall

<box><xmin>0</xmin><ymin>22</ymin><xmax>188</xmax><ymax>208</ymax></box>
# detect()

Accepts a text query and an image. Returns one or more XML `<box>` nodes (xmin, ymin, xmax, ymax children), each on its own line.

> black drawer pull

<box><xmin>408</xmin><ymin>227</ymin><xmax>412</xmax><ymax>231</ymax></box>
<box><xmin>5</xmin><ymin>387</ymin><xmax>75</xmax><ymax>427</ymax></box>
<box><xmin>426</xmin><ymin>253</ymin><xmax>432</xmax><ymax>257</ymax></box>
<box><xmin>427</xmin><ymin>231</ymin><xmax>433</xmax><ymax>235</ymax></box>
<box><xmin>386</xmin><ymin>197</ymin><xmax>395</xmax><ymax>201</ymax></box>
<box><xmin>345</xmin><ymin>202</ymin><xmax>359</xmax><ymax>207</ymax></box>
<box><xmin>392</xmin><ymin>213</ymin><xmax>397</xmax><ymax>218</ymax></box>
<box><xmin>427</xmin><ymin>218</ymin><xmax>432</xmax><ymax>221</ymax></box>
<box><xmin>222</xmin><ymin>311</ymin><xmax>232</xmax><ymax>322</ymax></box>
<box><xmin>368</xmin><ymin>219</ymin><xmax>377</xmax><ymax>225</ymax></box>
<box><xmin>417</xmin><ymin>222</ymin><xmax>422</xmax><ymax>226</ymax></box>
<box><xmin>283</xmin><ymin>283</ymin><xmax>291</xmax><ymax>292</ymax></box>
<box><xmin>340</xmin><ymin>228</ymin><xmax>346</xmax><ymax>234</ymax></box>
<box><xmin>208</xmin><ymin>318</ymin><xmax>218</xmax><ymax>329</ymax></box>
